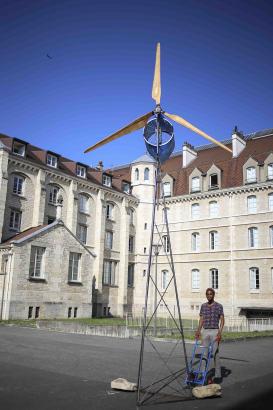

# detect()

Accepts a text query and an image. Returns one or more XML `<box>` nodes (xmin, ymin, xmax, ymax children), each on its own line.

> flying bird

<box><xmin>46</xmin><ymin>54</ymin><xmax>53</xmax><ymax>59</ymax></box>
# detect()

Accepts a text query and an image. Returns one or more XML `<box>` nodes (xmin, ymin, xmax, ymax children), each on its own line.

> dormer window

<box><xmin>191</xmin><ymin>177</ymin><xmax>200</xmax><ymax>192</ymax></box>
<box><xmin>246</xmin><ymin>166</ymin><xmax>256</xmax><ymax>183</ymax></box>
<box><xmin>163</xmin><ymin>182</ymin><xmax>171</xmax><ymax>197</ymax></box>
<box><xmin>122</xmin><ymin>181</ymin><xmax>131</xmax><ymax>194</ymax></box>
<box><xmin>47</xmin><ymin>154</ymin><xmax>58</xmax><ymax>168</ymax></box>
<box><xmin>13</xmin><ymin>141</ymin><xmax>25</xmax><ymax>157</ymax></box>
<box><xmin>209</xmin><ymin>174</ymin><xmax>218</xmax><ymax>189</ymax></box>
<box><xmin>103</xmin><ymin>174</ymin><xmax>112</xmax><ymax>187</ymax></box>
<box><xmin>268</xmin><ymin>163</ymin><xmax>273</xmax><ymax>180</ymax></box>
<box><xmin>77</xmin><ymin>165</ymin><xmax>86</xmax><ymax>178</ymax></box>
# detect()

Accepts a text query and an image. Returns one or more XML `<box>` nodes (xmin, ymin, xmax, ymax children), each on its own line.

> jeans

<box><xmin>201</xmin><ymin>328</ymin><xmax>221</xmax><ymax>378</ymax></box>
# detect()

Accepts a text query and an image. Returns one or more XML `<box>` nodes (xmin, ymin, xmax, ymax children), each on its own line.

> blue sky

<box><xmin>1</xmin><ymin>0</ymin><xmax>273</xmax><ymax>168</ymax></box>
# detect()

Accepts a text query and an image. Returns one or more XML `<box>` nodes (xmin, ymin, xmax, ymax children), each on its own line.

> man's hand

<box><xmin>195</xmin><ymin>330</ymin><xmax>201</xmax><ymax>340</ymax></box>
<box><xmin>215</xmin><ymin>332</ymin><xmax>222</xmax><ymax>343</ymax></box>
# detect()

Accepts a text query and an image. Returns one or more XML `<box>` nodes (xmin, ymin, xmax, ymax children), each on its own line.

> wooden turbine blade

<box><xmin>84</xmin><ymin>112</ymin><xmax>153</xmax><ymax>153</ymax></box>
<box><xmin>164</xmin><ymin>112</ymin><xmax>232</xmax><ymax>153</ymax></box>
<box><xmin>152</xmin><ymin>42</ymin><xmax>161</xmax><ymax>105</ymax></box>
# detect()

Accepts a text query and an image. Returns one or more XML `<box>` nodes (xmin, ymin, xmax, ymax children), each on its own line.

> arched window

<box><xmin>161</xmin><ymin>270</ymin><xmax>169</xmax><ymax>290</ymax></box>
<box><xmin>248</xmin><ymin>227</ymin><xmax>258</xmax><ymax>248</ymax></box>
<box><xmin>191</xmin><ymin>269</ymin><xmax>200</xmax><ymax>290</ymax></box>
<box><xmin>191</xmin><ymin>232</ymin><xmax>200</xmax><ymax>252</ymax></box>
<box><xmin>79</xmin><ymin>194</ymin><xmax>89</xmax><ymax>213</ymax></box>
<box><xmin>249</xmin><ymin>267</ymin><xmax>259</xmax><ymax>290</ymax></box>
<box><xmin>246</xmin><ymin>166</ymin><xmax>256</xmax><ymax>183</ymax></box>
<box><xmin>144</xmin><ymin>167</ymin><xmax>150</xmax><ymax>181</ymax></box>
<box><xmin>209</xmin><ymin>201</ymin><xmax>219</xmax><ymax>217</ymax></box>
<box><xmin>210</xmin><ymin>268</ymin><xmax>219</xmax><ymax>289</ymax></box>
<box><xmin>209</xmin><ymin>231</ymin><xmax>219</xmax><ymax>250</ymax></box>
<box><xmin>247</xmin><ymin>195</ymin><xmax>257</xmax><ymax>214</ymax></box>
<box><xmin>135</xmin><ymin>168</ymin><xmax>139</xmax><ymax>181</ymax></box>
<box><xmin>191</xmin><ymin>203</ymin><xmax>200</xmax><ymax>219</ymax></box>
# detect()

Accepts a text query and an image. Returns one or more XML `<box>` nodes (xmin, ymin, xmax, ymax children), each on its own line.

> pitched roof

<box><xmin>131</xmin><ymin>153</ymin><xmax>156</xmax><ymax>164</ymax></box>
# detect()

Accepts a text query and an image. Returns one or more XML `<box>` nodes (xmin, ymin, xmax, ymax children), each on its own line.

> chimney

<box><xmin>56</xmin><ymin>195</ymin><xmax>63</xmax><ymax>220</ymax></box>
<box><xmin>232</xmin><ymin>126</ymin><xmax>246</xmax><ymax>158</ymax></box>
<box><xmin>182</xmin><ymin>142</ymin><xmax>197</xmax><ymax>168</ymax></box>
<box><xmin>97</xmin><ymin>160</ymin><xmax>103</xmax><ymax>171</ymax></box>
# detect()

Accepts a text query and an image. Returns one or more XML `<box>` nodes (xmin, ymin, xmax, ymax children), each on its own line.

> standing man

<box><xmin>195</xmin><ymin>288</ymin><xmax>225</xmax><ymax>383</ymax></box>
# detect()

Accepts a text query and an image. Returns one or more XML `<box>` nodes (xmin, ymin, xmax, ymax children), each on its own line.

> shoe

<box><xmin>213</xmin><ymin>377</ymin><xmax>222</xmax><ymax>384</ymax></box>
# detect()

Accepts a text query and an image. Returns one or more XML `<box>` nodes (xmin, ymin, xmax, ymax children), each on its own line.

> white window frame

<box><xmin>9</xmin><ymin>209</ymin><xmax>21</xmax><ymax>231</ymax></box>
<box><xmin>249</xmin><ymin>267</ymin><xmax>259</xmax><ymax>291</ymax></box>
<box><xmin>269</xmin><ymin>193</ymin><xmax>273</xmax><ymax>211</ymax></box>
<box><xmin>161</xmin><ymin>270</ymin><xmax>169</xmax><ymax>290</ymax></box>
<box><xmin>105</xmin><ymin>230</ymin><xmax>113</xmax><ymax>249</ymax></box>
<box><xmin>209</xmin><ymin>174</ymin><xmax>219</xmax><ymax>189</ymax></box>
<box><xmin>106</xmin><ymin>203</ymin><xmax>114</xmax><ymax>220</ymax></box>
<box><xmin>209</xmin><ymin>231</ymin><xmax>219</xmax><ymax>250</ymax></box>
<box><xmin>102</xmin><ymin>174</ymin><xmax>112</xmax><ymax>187</ymax></box>
<box><xmin>191</xmin><ymin>269</ymin><xmax>200</xmax><ymax>291</ymax></box>
<box><xmin>191</xmin><ymin>232</ymin><xmax>200</xmax><ymax>252</ymax></box>
<box><xmin>103</xmin><ymin>260</ymin><xmax>117</xmax><ymax>286</ymax></box>
<box><xmin>68</xmin><ymin>252</ymin><xmax>81</xmax><ymax>282</ymax></box>
<box><xmin>29</xmin><ymin>246</ymin><xmax>45</xmax><ymax>279</ymax></box>
<box><xmin>77</xmin><ymin>165</ymin><xmax>86</xmax><ymax>179</ymax></box>
<box><xmin>191</xmin><ymin>203</ymin><xmax>200</xmax><ymax>220</ymax></box>
<box><xmin>13</xmin><ymin>175</ymin><xmax>24</xmax><ymax>195</ymax></box>
<box><xmin>48</xmin><ymin>186</ymin><xmax>59</xmax><ymax>205</ymax></box>
<box><xmin>267</xmin><ymin>163</ymin><xmax>273</xmax><ymax>180</ymax></box>
<box><xmin>247</xmin><ymin>195</ymin><xmax>257</xmax><ymax>214</ymax></box>
<box><xmin>122</xmin><ymin>182</ymin><xmax>130</xmax><ymax>193</ymax></box>
<box><xmin>77</xmin><ymin>224</ymin><xmax>87</xmax><ymax>244</ymax></box>
<box><xmin>162</xmin><ymin>235</ymin><xmax>170</xmax><ymax>253</ymax></box>
<box><xmin>248</xmin><ymin>227</ymin><xmax>258</xmax><ymax>248</ymax></box>
<box><xmin>12</xmin><ymin>141</ymin><xmax>25</xmax><ymax>157</ymax></box>
<box><xmin>47</xmin><ymin>154</ymin><xmax>57</xmax><ymax>168</ymax></box>
<box><xmin>209</xmin><ymin>201</ymin><xmax>219</xmax><ymax>217</ymax></box>
<box><xmin>210</xmin><ymin>268</ymin><xmax>219</xmax><ymax>289</ymax></box>
<box><xmin>191</xmin><ymin>177</ymin><xmax>200</xmax><ymax>192</ymax></box>
<box><xmin>79</xmin><ymin>194</ymin><xmax>89</xmax><ymax>214</ymax></box>
<box><xmin>163</xmin><ymin>182</ymin><xmax>171</xmax><ymax>197</ymax></box>
<box><xmin>246</xmin><ymin>166</ymin><xmax>256</xmax><ymax>183</ymax></box>
<box><xmin>144</xmin><ymin>167</ymin><xmax>150</xmax><ymax>181</ymax></box>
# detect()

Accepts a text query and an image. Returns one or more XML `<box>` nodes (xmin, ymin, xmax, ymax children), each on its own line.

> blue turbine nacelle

<box><xmin>143</xmin><ymin>115</ymin><xmax>175</xmax><ymax>163</ymax></box>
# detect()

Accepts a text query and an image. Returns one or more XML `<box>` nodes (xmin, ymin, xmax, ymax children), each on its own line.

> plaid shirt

<box><xmin>200</xmin><ymin>302</ymin><xmax>224</xmax><ymax>329</ymax></box>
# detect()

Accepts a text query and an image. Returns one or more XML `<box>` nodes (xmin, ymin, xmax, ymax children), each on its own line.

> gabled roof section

<box><xmin>0</xmin><ymin>221</ymin><xmax>96</xmax><ymax>257</ymax></box>
<box><xmin>131</xmin><ymin>153</ymin><xmax>156</xmax><ymax>164</ymax></box>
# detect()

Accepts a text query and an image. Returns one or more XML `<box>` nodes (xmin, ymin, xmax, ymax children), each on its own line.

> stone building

<box><xmin>0</xmin><ymin>127</ymin><xmax>273</xmax><ymax>321</ymax></box>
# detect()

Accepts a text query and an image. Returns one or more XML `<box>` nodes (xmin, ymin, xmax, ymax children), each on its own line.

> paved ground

<box><xmin>0</xmin><ymin>326</ymin><xmax>272</xmax><ymax>410</ymax></box>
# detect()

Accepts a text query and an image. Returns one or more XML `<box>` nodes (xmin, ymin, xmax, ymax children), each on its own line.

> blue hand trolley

<box><xmin>185</xmin><ymin>340</ymin><xmax>214</xmax><ymax>386</ymax></box>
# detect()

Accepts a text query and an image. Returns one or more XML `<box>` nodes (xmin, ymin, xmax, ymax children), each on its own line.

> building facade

<box><xmin>0</xmin><ymin>128</ymin><xmax>273</xmax><ymax>321</ymax></box>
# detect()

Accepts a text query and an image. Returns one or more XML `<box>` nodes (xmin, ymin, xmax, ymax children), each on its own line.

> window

<box><xmin>162</xmin><ymin>207</ymin><xmax>169</xmax><ymax>224</ymax></box>
<box><xmin>267</xmin><ymin>163</ymin><xmax>273</xmax><ymax>180</ymax></box>
<box><xmin>1</xmin><ymin>254</ymin><xmax>8</xmax><ymax>274</ymax></box>
<box><xmin>79</xmin><ymin>194</ymin><xmax>89</xmax><ymax>213</ymax></box>
<box><xmin>191</xmin><ymin>269</ymin><xmax>200</xmax><ymax>290</ymax></box>
<box><xmin>191</xmin><ymin>203</ymin><xmax>200</xmax><ymax>219</ymax></box>
<box><xmin>191</xmin><ymin>232</ymin><xmax>200</xmax><ymax>252</ymax></box>
<box><xmin>209</xmin><ymin>201</ymin><xmax>219</xmax><ymax>217</ymax></box>
<box><xmin>272</xmin><ymin>267</ymin><xmax>273</xmax><ymax>291</ymax></box>
<box><xmin>105</xmin><ymin>231</ymin><xmax>113</xmax><ymax>249</ymax></box>
<box><xmin>35</xmin><ymin>307</ymin><xmax>40</xmax><ymax>319</ymax></box>
<box><xmin>48</xmin><ymin>186</ymin><xmax>59</xmax><ymax>205</ymax></box>
<box><xmin>191</xmin><ymin>177</ymin><xmax>200</xmax><ymax>192</ymax></box>
<box><xmin>103</xmin><ymin>174</ymin><xmax>112</xmax><ymax>187</ymax></box>
<box><xmin>128</xmin><ymin>236</ymin><xmax>134</xmax><ymax>253</ymax></box>
<box><xmin>122</xmin><ymin>182</ymin><xmax>131</xmax><ymax>194</ymax></box>
<box><xmin>106</xmin><ymin>203</ymin><xmax>114</xmax><ymax>220</ymax></box>
<box><xmin>47</xmin><ymin>154</ymin><xmax>57</xmax><ymax>168</ymax></box>
<box><xmin>68</xmin><ymin>252</ymin><xmax>81</xmax><ymax>282</ymax></box>
<box><xmin>246</xmin><ymin>166</ymin><xmax>256</xmax><ymax>183</ymax></box>
<box><xmin>143</xmin><ymin>269</ymin><xmax>146</xmax><ymax>277</ymax></box>
<box><xmin>13</xmin><ymin>141</ymin><xmax>25</xmax><ymax>156</ymax></box>
<box><xmin>128</xmin><ymin>264</ymin><xmax>134</xmax><ymax>287</ymax></box>
<box><xmin>103</xmin><ymin>260</ymin><xmax>117</xmax><ymax>286</ymax></box>
<box><xmin>135</xmin><ymin>168</ymin><xmax>139</xmax><ymax>181</ymax></box>
<box><xmin>209</xmin><ymin>231</ymin><xmax>219</xmax><ymax>250</ymax></box>
<box><xmin>144</xmin><ymin>167</ymin><xmax>149</xmax><ymax>181</ymax></box>
<box><xmin>249</xmin><ymin>267</ymin><xmax>259</xmax><ymax>290</ymax></box>
<box><xmin>129</xmin><ymin>208</ymin><xmax>134</xmax><ymax>225</ymax></box>
<box><xmin>29</xmin><ymin>246</ymin><xmax>45</xmax><ymax>278</ymax></box>
<box><xmin>77</xmin><ymin>165</ymin><xmax>86</xmax><ymax>178</ymax></box>
<box><xmin>9</xmin><ymin>209</ymin><xmax>21</xmax><ymax>231</ymax></box>
<box><xmin>210</xmin><ymin>268</ymin><xmax>219</xmax><ymax>289</ymax></box>
<box><xmin>269</xmin><ymin>193</ymin><xmax>273</xmax><ymax>211</ymax></box>
<box><xmin>270</xmin><ymin>226</ymin><xmax>273</xmax><ymax>247</ymax></box>
<box><xmin>68</xmin><ymin>307</ymin><xmax>72</xmax><ymax>318</ymax></box>
<box><xmin>209</xmin><ymin>174</ymin><xmax>218</xmax><ymax>189</ymax></box>
<box><xmin>28</xmin><ymin>306</ymin><xmax>33</xmax><ymax>319</ymax></box>
<box><xmin>248</xmin><ymin>227</ymin><xmax>258</xmax><ymax>248</ymax></box>
<box><xmin>161</xmin><ymin>270</ymin><xmax>168</xmax><ymax>290</ymax></box>
<box><xmin>162</xmin><ymin>235</ymin><xmax>170</xmax><ymax>253</ymax></box>
<box><xmin>77</xmin><ymin>224</ymin><xmax>87</xmax><ymax>244</ymax></box>
<box><xmin>163</xmin><ymin>182</ymin><xmax>171</xmax><ymax>197</ymax></box>
<box><xmin>144</xmin><ymin>247</ymin><xmax>147</xmax><ymax>254</ymax></box>
<box><xmin>13</xmin><ymin>175</ymin><xmax>24</xmax><ymax>195</ymax></box>
<box><xmin>144</xmin><ymin>223</ymin><xmax>147</xmax><ymax>230</ymax></box>
<box><xmin>74</xmin><ymin>307</ymin><xmax>78</xmax><ymax>318</ymax></box>
<box><xmin>247</xmin><ymin>195</ymin><xmax>257</xmax><ymax>214</ymax></box>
